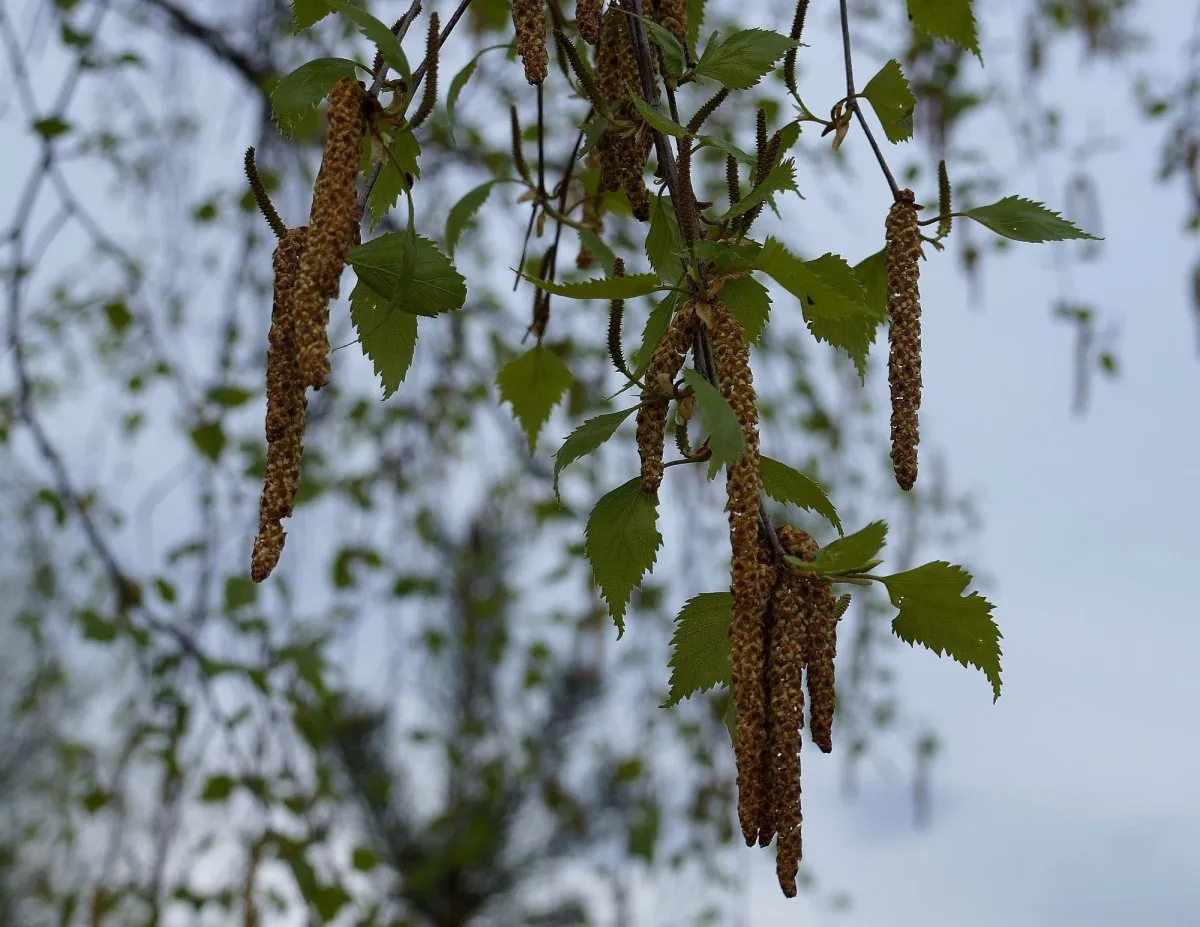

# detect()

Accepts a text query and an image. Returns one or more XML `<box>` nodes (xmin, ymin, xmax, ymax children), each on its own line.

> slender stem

<box><xmin>837</xmin><ymin>0</ymin><xmax>899</xmax><ymax>197</ymax></box>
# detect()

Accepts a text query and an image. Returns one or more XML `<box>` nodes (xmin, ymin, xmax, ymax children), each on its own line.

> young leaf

<box><xmin>445</xmin><ymin>180</ymin><xmax>500</xmax><ymax>256</ymax></box>
<box><xmin>291</xmin><ymin>0</ymin><xmax>331</xmax><ymax>32</ymax></box>
<box><xmin>190</xmin><ymin>421</ymin><xmax>226</xmax><ymax>463</ymax></box>
<box><xmin>755</xmin><ymin>238</ymin><xmax>884</xmax><ymax>379</ymax></box>
<box><xmin>347</xmin><ymin>234</ymin><xmax>467</xmax><ymax>316</ymax></box>
<box><xmin>686</xmin><ymin>0</ymin><xmax>705</xmax><ymax>50</ymax></box>
<box><xmin>714</xmin><ymin>158</ymin><xmax>798</xmax><ymax>222</ymax></box>
<box><xmin>366</xmin><ymin>152</ymin><xmax>411</xmax><ymax>227</ymax></box>
<box><xmin>350</xmin><ymin>280</ymin><xmax>418</xmax><ymax>400</ymax></box>
<box><xmin>662</xmin><ymin>592</ymin><xmax>733</xmax><ymax>707</ymax></box>
<box><xmin>803</xmin><ymin>520</ymin><xmax>887</xmax><ymax>574</ymax></box>
<box><xmin>522</xmin><ymin>272</ymin><xmax>664</xmax><ymax>300</ymax></box>
<box><xmin>759</xmin><ymin>456</ymin><xmax>843</xmax><ymax>534</ymax></box>
<box><xmin>719</xmin><ymin>275</ymin><xmax>771</xmax><ymax>345</ymax></box>
<box><xmin>647</xmin><ymin>195</ymin><xmax>685</xmax><ymax>285</ymax></box>
<box><xmin>553</xmin><ymin>406</ymin><xmax>639</xmax><ymax>498</ymax></box>
<box><xmin>860</xmin><ymin>60</ymin><xmax>917</xmax><ymax>143</ymax></box>
<box><xmin>629</xmin><ymin>95</ymin><xmax>690</xmax><ymax>138</ymax></box>
<box><xmin>681</xmin><ymin>370</ymin><xmax>747</xmax><ymax>479</ymax></box>
<box><xmin>33</xmin><ymin>116</ymin><xmax>71</xmax><ymax>141</ymax></box>
<box><xmin>585</xmin><ymin>478</ymin><xmax>663</xmax><ymax>633</ymax></box>
<box><xmin>325</xmin><ymin>0</ymin><xmax>410</xmax><ymax>79</ymax></box>
<box><xmin>271</xmin><ymin>57</ymin><xmax>362</xmax><ymax>135</ymax></box>
<box><xmin>906</xmin><ymin>0</ymin><xmax>980</xmax><ymax>57</ymax></box>
<box><xmin>883</xmin><ymin>561</ymin><xmax>1003</xmax><ymax>700</ymax></box>
<box><xmin>852</xmin><ymin>247</ymin><xmax>888</xmax><ymax>320</ymax></box>
<box><xmin>446</xmin><ymin>44</ymin><xmax>508</xmax><ymax>142</ymax></box>
<box><xmin>496</xmin><ymin>346</ymin><xmax>575</xmax><ymax>450</ymax></box>
<box><xmin>579</xmin><ymin>227</ymin><xmax>619</xmax><ymax>278</ymax></box>
<box><xmin>630</xmin><ymin>293</ymin><xmax>678</xmax><ymax>376</ymax></box>
<box><xmin>962</xmin><ymin>196</ymin><xmax>1101</xmax><ymax>243</ymax></box>
<box><xmin>694</xmin><ymin>28</ymin><xmax>798</xmax><ymax>90</ymax></box>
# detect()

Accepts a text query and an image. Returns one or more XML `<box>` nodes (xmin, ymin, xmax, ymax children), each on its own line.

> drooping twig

<box><xmin>838</xmin><ymin>0</ymin><xmax>899</xmax><ymax>197</ymax></box>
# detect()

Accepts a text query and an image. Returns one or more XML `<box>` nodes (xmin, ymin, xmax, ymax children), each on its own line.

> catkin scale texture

<box><xmin>513</xmin><ymin>0</ymin><xmax>549</xmax><ymax>84</ymax></box>
<box><xmin>635</xmin><ymin>300</ymin><xmax>697</xmax><ymax>493</ymax></box>
<box><xmin>293</xmin><ymin>77</ymin><xmax>364</xmax><ymax>391</ymax></box>
<box><xmin>577</xmin><ymin>0</ymin><xmax>602</xmax><ymax>44</ymax></box>
<box><xmin>595</xmin><ymin>6</ymin><xmax>652</xmax><ymax>220</ymax></box>
<box><xmin>706</xmin><ymin>301</ymin><xmax>770</xmax><ymax>847</ymax></box>
<box><xmin>767</xmin><ymin>571</ymin><xmax>805</xmax><ymax>897</ymax></box>
<box><xmin>886</xmin><ymin>189</ymin><xmax>922</xmax><ymax>491</ymax></box>
<box><xmin>653</xmin><ymin>0</ymin><xmax>688</xmax><ymax>46</ymax></box>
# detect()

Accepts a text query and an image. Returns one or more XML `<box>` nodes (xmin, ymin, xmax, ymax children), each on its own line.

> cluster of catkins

<box><xmin>249</xmin><ymin>77</ymin><xmax>365</xmax><ymax>582</ymax></box>
<box><xmin>634</xmin><ymin>295</ymin><xmax>843</xmax><ymax>896</ymax></box>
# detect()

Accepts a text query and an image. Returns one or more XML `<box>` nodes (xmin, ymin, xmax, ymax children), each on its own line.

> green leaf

<box><xmin>271</xmin><ymin>57</ymin><xmax>361</xmax><ymax>135</ymax></box>
<box><xmin>366</xmin><ymin>154</ymin><xmax>409</xmax><ymax>228</ymax></box>
<box><xmin>759</xmin><ymin>456</ymin><xmax>842</xmax><ymax>534</ymax></box>
<box><xmin>715</xmin><ymin>158</ymin><xmax>798</xmax><ymax>222</ymax></box>
<box><xmin>522</xmin><ymin>272</ymin><xmax>664</xmax><ymax>300</ymax></box>
<box><xmin>189</xmin><ymin>421</ymin><xmax>226</xmax><ymax>463</ymax></box>
<box><xmin>347</xmin><ymin>233</ymin><xmax>467</xmax><ymax>316</ymax></box>
<box><xmin>579</xmin><ymin>227</ymin><xmax>618</xmax><ymax>278</ymax></box>
<box><xmin>755</xmin><ymin>238</ymin><xmax>883</xmax><ymax>379</ymax></box>
<box><xmin>719</xmin><ymin>275</ymin><xmax>771</xmax><ymax>345</ymax></box>
<box><xmin>206</xmin><ymin>385</ymin><xmax>253</xmax><ymax>408</ymax></box>
<box><xmin>852</xmin><ymin>248</ymin><xmax>888</xmax><ymax>320</ymax></box>
<box><xmin>697</xmin><ymin>132</ymin><xmax>755</xmax><ymax>167</ymax></box>
<box><xmin>639</xmin><ymin>14</ymin><xmax>686</xmax><ymax>73</ymax></box>
<box><xmin>906</xmin><ymin>0</ymin><xmax>980</xmax><ymax>56</ymax></box>
<box><xmin>33</xmin><ymin>116</ymin><xmax>71</xmax><ymax>141</ymax></box>
<box><xmin>75</xmin><ymin>609</ymin><xmax>118</xmax><ymax>643</ymax></box>
<box><xmin>553</xmin><ymin>406</ymin><xmax>639</xmax><ymax>497</ymax></box>
<box><xmin>627</xmin><ymin>798</ymin><xmax>660</xmax><ymax>863</ymax></box>
<box><xmin>325</xmin><ymin>0</ymin><xmax>409</xmax><ymax>78</ymax></box>
<box><xmin>800</xmin><ymin>520</ymin><xmax>887</xmax><ymax>574</ymax></box>
<box><xmin>446</xmin><ymin>44</ymin><xmax>508</xmax><ymax>140</ymax></box>
<box><xmin>629</xmin><ymin>94</ymin><xmax>690</xmax><ymax>138</ymax></box>
<box><xmin>585</xmin><ymin>478</ymin><xmax>662</xmax><ymax>633</ymax></box>
<box><xmin>351</xmin><ymin>846</ymin><xmax>380</xmax><ymax>871</ymax></box>
<box><xmin>630</xmin><ymin>293</ymin><xmax>678</xmax><ymax>376</ymax></box>
<box><xmin>291</xmin><ymin>0</ymin><xmax>331</xmax><ymax>32</ymax></box>
<box><xmin>883</xmin><ymin>561</ymin><xmax>1003</xmax><ymax>700</ymax></box>
<box><xmin>496</xmin><ymin>346</ymin><xmax>575</xmax><ymax>450</ymax></box>
<box><xmin>962</xmin><ymin>196</ymin><xmax>1101</xmax><ymax>243</ymax></box>
<box><xmin>224</xmin><ymin>576</ymin><xmax>258</xmax><ymax>611</ymax></box>
<box><xmin>694</xmin><ymin>28</ymin><xmax>798</xmax><ymax>90</ymax></box>
<box><xmin>350</xmin><ymin>279</ymin><xmax>418</xmax><ymax>400</ymax></box>
<box><xmin>662</xmin><ymin>591</ymin><xmax>733</xmax><ymax>707</ymax></box>
<box><xmin>199</xmin><ymin>775</ymin><xmax>236</xmax><ymax>802</ymax></box>
<box><xmin>686</xmin><ymin>0</ymin><xmax>705</xmax><ymax>50</ymax></box>
<box><xmin>860</xmin><ymin>59</ymin><xmax>916</xmax><ymax>143</ymax></box>
<box><xmin>103</xmin><ymin>299</ymin><xmax>132</xmax><ymax>333</ymax></box>
<box><xmin>446</xmin><ymin>180</ymin><xmax>499</xmax><ymax>257</ymax></box>
<box><xmin>80</xmin><ymin>789</ymin><xmax>110</xmax><ymax>814</ymax></box>
<box><xmin>647</xmin><ymin>195</ymin><xmax>685</xmax><ymax>285</ymax></box>
<box><xmin>681</xmin><ymin>370</ymin><xmax>746</xmax><ymax>479</ymax></box>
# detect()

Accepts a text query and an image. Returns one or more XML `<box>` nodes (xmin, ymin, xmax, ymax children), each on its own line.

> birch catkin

<box><xmin>705</xmin><ymin>300</ymin><xmax>772</xmax><ymax>847</ymax></box>
<box><xmin>293</xmin><ymin>77</ymin><xmax>365</xmax><ymax>391</ymax></box>
<box><xmin>885</xmin><ymin>188</ymin><xmax>923</xmax><ymax>491</ymax></box>
<box><xmin>635</xmin><ymin>299</ymin><xmax>698</xmax><ymax>494</ymax></box>
<box><xmin>252</xmin><ymin>227</ymin><xmax>310</xmax><ymax>583</ymax></box>
<box><xmin>512</xmin><ymin>0</ymin><xmax>548</xmax><ymax>84</ymax></box>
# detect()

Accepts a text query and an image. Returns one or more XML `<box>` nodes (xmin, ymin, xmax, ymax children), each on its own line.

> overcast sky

<box><xmin>4</xmin><ymin>1</ymin><xmax>1199</xmax><ymax>926</ymax></box>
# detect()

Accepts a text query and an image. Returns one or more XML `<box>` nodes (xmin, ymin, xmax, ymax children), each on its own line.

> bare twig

<box><xmin>838</xmin><ymin>0</ymin><xmax>899</xmax><ymax>197</ymax></box>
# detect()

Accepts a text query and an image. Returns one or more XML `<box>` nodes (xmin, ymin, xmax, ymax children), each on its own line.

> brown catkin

<box><xmin>635</xmin><ymin>299</ymin><xmax>698</xmax><ymax>494</ymax></box>
<box><xmin>886</xmin><ymin>188</ymin><xmax>922</xmax><ymax>491</ymax></box>
<box><xmin>779</xmin><ymin>526</ymin><xmax>838</xmax><ymax>755</ymax></box>
<box><xmin>577</xmin><ymin>0</ymin><xmax>602</xmax><ymax>44</ymax></box>
<box><xmin>293</xmin><ymin>77</ymin><xmax>364</xmax><ymax>391</ymax></box>
<box><xmin>653</xmin><ymin>0</ymin><xmax>688</xmax><ymax>47</ymax></box>
<box><xmin>252</xmin><ymin>230</ymin><xmax>310</xmax><ymax>583</ymax></box>
<box><xmin>706</xmin><ymin>300</ymin><xmax>770</xmax><ymax>847</ymax></box>
<box><xmin>595</xmin><ymin>5</ymin><xmax>652</xmax><ymax>220</ymax></box>
<box><xmin>768</xmin><ymin>566</ymin><xmax>806</xmax><ymax>896</ymax></box>
<box><xmin>512</xmin><ymin>0</ymin><xmax>548</xmax><ymax>85</ymax></box>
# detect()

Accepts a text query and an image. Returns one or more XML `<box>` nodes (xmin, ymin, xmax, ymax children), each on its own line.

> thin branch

<box><xmin>838</xmin><ymin>0</ymin><xmax>899</xmax><ymax>197</ymax></box>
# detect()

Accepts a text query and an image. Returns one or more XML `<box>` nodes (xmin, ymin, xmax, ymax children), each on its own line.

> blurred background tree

<box><xmin>0</xmin><ymin>0</ymin><xmax>1186</xmax><ymax>924</ymax></box>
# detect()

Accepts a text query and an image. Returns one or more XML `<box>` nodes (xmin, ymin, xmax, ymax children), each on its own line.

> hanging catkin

<box><xmin>653</xmin><ymin>0</ymin><xmax>688</xmax><ymax>48</ymax></box>
<box><xmin>885</xmin><ymin>188</ymin><xmax>923</xmax><ymax>491</ymax></box>
<box><xmin>595</xmin><ymin>5</ymin><xmax>652</xmax><ymax>220</ymax></box>
<box><xmin>635</xmin><ymin>299</ymin><xmax>698</xmax><ymax>494</ymax></box>
<box><xmin>577</xmin><ymin>0</ymin><xmax>602</xmax><ymax>44</ymax></box>
<box><xmin>292</xmin><ymin>77</ymin><xmax>365</xmax><ymax>390</ymax></box>
<box><xmin>767</xmin><ymin>563</ymin><xmax>805</xmax><ymax>897</ymax></box>
<box><xmin>252</xmin><ymin>228</ymin><xmax>310</xmax><ymax>583</ymax></box>
<box><xmin>512</xmin><ymin>0</ymin><xmax>548</xmax><ymax>84</ymax></box>
<box><xmin>704</xmin><ymin>300</ymin><xmax>772</xmax><ymax>847</ymax></box>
